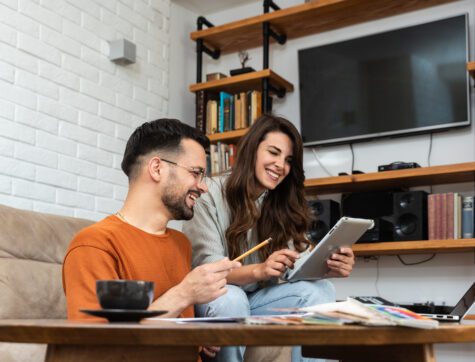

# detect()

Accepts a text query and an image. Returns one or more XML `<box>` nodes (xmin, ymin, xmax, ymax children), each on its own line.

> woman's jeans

<box><xmin>196</xmin><ymin>280</ymin><xmax>336</xmax><ymax>362</ymax></box>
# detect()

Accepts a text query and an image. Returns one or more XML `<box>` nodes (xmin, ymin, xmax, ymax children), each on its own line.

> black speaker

<box><xmin>341</xmin><ymin>191</ymin><xmax>394</xmax><ymax>219</ymax></box>
<box><xmin>392</xmin><ymin>191</ymin><xmax>428</xmax><ymax>241</ymax></box>
<box><xmin>307</xmin><ymin>200</ymin><xmax>340</xmax><ymax>243</ymax></box>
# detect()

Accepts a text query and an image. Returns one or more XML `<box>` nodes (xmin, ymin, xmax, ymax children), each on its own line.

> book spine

<box><xmin>240</xmin><ymin>92</ymin><xmax>247</xmax><ymax>128</ymax></box>
<box><xmin>229</xmin><ymin>144</ymin><xmax>236</xmax><ymax>168</ymax></box>
<box><xmin>462</xmin><ymin>196</ymin><xmax>474</xmax><ymax>238</ymax></box>
<box><xmin>219</xmin><ymin>92</ymin><xmax>225</xmax><ymax>133</ymax></box>
<box><xmin>446</xmin><ymin>192</ymin><xmax>454</xmax><ymax>239</ymax></box>
<box><xmin>210</xmin><ymin>144</ymin><xmax>218</xmax><ymax>175</ymax></box>
<box><xmin>206</xmin><ymin>100</ymin><xmax>212</xmax><ymax>135</ymax></box>
<box><xmin>230</xmin><ymin>96</ymin><xmax>234</xmax><ymax>130</ymax></box>
<box><xmin>427</xmin><ymin>194</ymin><xmax>436</xmax><ymax>240</ymax></box>
<box><xmin>211</xmin><ymin>101</ymin><xmax>218</xmax><ymax>134</ymax></box>
<box><xmin>440</xmin><ymin>193</ymin><xmax>447</xmax><ymax>239</ymax></box>
<box><xmin>195</xmin><ymin>91</ymin><xmax>206</xmax><ymax>133</ymax></box>
<box><xmin>234</xmin><ymin>94</ymin><xmax>241</xmax><ymax>130</ymax></box>
<box><xmin>223</xmin><ymin>97</ymin><xmax>231</xmax><ymax>132</ymax></box>
<box><xmin>453</xmin><ymin>193</ymin><xmax>460</xmax><ymax>239</ymax></box>
<box><xmin>434</xmin><ymin>193</ymin><xmax>441</xmax><ymax>240</ymax></box>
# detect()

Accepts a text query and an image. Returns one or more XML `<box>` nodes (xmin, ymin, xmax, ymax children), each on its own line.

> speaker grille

<box><xmin>307</xmin><ymin>200</ymin><xmax>340</xmax><ymax>243</ymax></box>
<box><xmin>392</xmin><ymin>191</ymin><xmax>428</xmax><ymax>241</ymax></box>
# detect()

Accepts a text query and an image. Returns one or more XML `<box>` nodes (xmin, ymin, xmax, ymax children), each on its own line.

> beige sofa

<box><xmin>0</xmin><ymin>204</ymin><xmax>92</xmax><ymax>361</ymax></box>
<box><xmin>0</xmin><ymin>204</ymin><xmax>290</xmax><ymax>362</ymax></box>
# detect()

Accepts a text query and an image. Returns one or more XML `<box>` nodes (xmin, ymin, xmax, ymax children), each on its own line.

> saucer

<box><xmin>80</xmin><ymin>309</ymin><xmax>167</xmax><ymax>322</ymax></box>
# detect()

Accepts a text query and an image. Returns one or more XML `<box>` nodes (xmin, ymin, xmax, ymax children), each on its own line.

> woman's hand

<box><xmin>255</xmin><ymin>249</ymin><xmax>300</xmax><ymax>280</ymax></box>
<box><xmin>326</xmin><ymin>247</ymin><xmax>355</xmax><ymax>278</ymax></box>
<box><xmin>201</xmin><ymin>345</ymin><xmax>220</xmax><ymax>358</ymax></box>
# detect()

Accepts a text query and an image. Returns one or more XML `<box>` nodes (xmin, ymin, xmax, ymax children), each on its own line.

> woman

<box><xmin>183</xmin><ymin>115</ymin><xmax>355</xmax><ymax>362</ymax></box>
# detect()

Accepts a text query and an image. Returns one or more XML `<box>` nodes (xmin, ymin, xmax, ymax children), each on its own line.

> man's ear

<box><xmin>148</xmin><ymin>157</ymin><xmax>162</xmax><ymax>182</ymax></box>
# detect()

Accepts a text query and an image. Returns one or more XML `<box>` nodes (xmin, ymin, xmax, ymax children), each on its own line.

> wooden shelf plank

<box><xmin>353</xmin><ymin>239</ymin><xmax>475</xmax><ymax>256</ymax></box>
<box><xmin>191</xmin><ymin>0</ymin><xmax>458</xmax><ymax>54</ymax></box>
<box><xmin>189</xmin><ymin>69</ymin><xmax>293</xmax><ymax>95</ymax></box>
<box><xmin>207</xmin><ymin>128</ymin><xmax>248</xmax><ymax>143</ymax></box>
<box><xmin>468</xmin><ymin>61</ymin><xmax>475</xmax><ymax>72</ymax></box>
<box><xmin>304</xmin><ymin>162</ymin><xmax>475</xmax><ymax>195</ymax></box>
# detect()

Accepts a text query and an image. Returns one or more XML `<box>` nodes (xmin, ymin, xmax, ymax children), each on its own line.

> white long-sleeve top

<box><xmin>182</xmin><ymin>175</ymin><xmax>269</xmax><ymax>292</ymax></box>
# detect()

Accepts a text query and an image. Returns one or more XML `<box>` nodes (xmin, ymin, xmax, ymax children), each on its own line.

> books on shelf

<box><xmin>462</xmin><ymin>196</ymin><xmax>474</xmax><ymax>238</ymax></box>
<box><xmin>207</xmin><ymin>142</ymin><xmax>237</xmax><ymax>175</ymax></box>
<box><xmin>195</xmin><ymin>90</ymin><xmax>206</xmax><ymax>133</ymax></box>
<box><xmin>427</xmin><ymin>192</ymin><xmax>471</xmax><ymax>240</ymax></box>
<box><xmin>245</xmin><ymin>298</ymin><xmax>438</xmax><ymax>329</ymax></box>
<box><xmin>206</xmin><ymin>99</ymin><xmax>218</xmax><ymax>134</ymax></box>
<box><xmin>196</xmin><ymin>90</ymin><xmax>263</xmax><ymax>138</ymax></box>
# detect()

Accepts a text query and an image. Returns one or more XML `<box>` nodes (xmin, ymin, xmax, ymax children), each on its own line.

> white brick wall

<box><xmin>0</xmin><ymin>0</ymin><xmax>171</xmax><ymax>219</ymax></box>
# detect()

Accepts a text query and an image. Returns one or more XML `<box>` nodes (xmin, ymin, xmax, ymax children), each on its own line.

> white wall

<box><xmin>170</xmin><ymin>1</ymin><xmax>475</xmax><ymax>360</ymax></box>
<box><xmin>0</xmin><ymin>0</ymin><xmax>171</xmax><ymax>220</ymax></box>
<box><xmin>168</xmin><ymin>2</ymin><xmax>196</xmax><ymax>125</ymax></box>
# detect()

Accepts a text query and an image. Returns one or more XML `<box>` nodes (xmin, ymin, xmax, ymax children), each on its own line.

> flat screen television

<box><xmin>298</xmin><ymin>14</ymin><xmax>470</xmax><ymax>147</ymax></box>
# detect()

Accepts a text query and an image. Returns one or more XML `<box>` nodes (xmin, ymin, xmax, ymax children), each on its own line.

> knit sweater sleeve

<box><xmin>183</xmin><ymin>177</ymin><xmax>230</xmax><ymax>268</ymax></box>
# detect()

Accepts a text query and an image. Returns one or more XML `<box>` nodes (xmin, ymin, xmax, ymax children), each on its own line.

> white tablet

<box><xmin>283</xmin><ymin>217</ymin><xmax>374</xmax><ymax>282</ymax></box>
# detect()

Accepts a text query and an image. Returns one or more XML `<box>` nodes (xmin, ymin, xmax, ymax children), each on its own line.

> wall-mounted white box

<box><xmin>108</xmin><ymin>39</ymin><xmax>136</xmax><ymax>65</ymax></box>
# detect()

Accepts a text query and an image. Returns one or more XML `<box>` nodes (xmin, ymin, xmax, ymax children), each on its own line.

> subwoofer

<box><xmin>393</xmin><ymin>191</ymin><xmax>428</xmax><ymax>241</ymax></box>
<box><xmin>307</xmin><ymin>200</ymin><xmax>340</xmax><ymax>243</ymax></box>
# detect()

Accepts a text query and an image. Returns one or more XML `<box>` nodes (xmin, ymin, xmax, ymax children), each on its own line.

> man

<box><xmin>63</xmin><ymin>119</ymin><xmax>240</xmax><ymax>357</ymax></box>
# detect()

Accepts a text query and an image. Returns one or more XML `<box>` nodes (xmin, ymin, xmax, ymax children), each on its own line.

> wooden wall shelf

<box><xmin>191</xmin><ymin>0</ymin><xmax>458</xmax><ymax>54</ymax></box>
<box><xmin>304</xmin><ymin>162</ymin><xmax>475</xmax><ymax>195</ymax></box>
<box><xmin>207</xmin><ymin>128</ymin><xmax>248</xmax><ymax>143</ymax></box>
<box><xmin>190</xmin><ymin>69</ymin><xmax>293</xmax><ymax>95</ymax></box>
<box><xmin>353</xmin><ymin>239</ymin><xmax>475</xmax><ymax>256</ymax></box>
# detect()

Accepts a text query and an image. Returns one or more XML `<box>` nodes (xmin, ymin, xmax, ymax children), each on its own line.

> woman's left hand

<box><xmin>325</xmin><ymin>247</ymin><xmax>355</xmax><ymax>278</ymax></box>
<box><xmin>201</xmin><ymin>345</ymin><xmax>220</xmax><ymax>358</ymax></box>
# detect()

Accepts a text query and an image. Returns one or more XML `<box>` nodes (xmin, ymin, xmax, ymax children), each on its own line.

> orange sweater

<box><xmin>63</xmin><ymin>215</ymin><xmax>194</xmax><ymax>320</ymax></box>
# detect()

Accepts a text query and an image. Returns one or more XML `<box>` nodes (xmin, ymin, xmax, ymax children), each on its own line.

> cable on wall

<box><xmin>396</xmin><ymin>254</ymin><xmax>436</xmax><ymax>266</ymax></box>
<box><xmin>427</xmin><ymin>133</ymin><xmax>433</xmax><ymax>167</ymax></box>
<box><xmin>427</xmin><ymin>133</ymin><xmax>434</xmax><ymax>194</ymax></box>
<box><xmin>311</xmin><ymin>147</ymin><xmax>333</xmax><ymax>176</ymax></box>
<box><xmin>349</xmin><ymin>143</ymin><xmax>355</xmax><ymax>173</ymax></box>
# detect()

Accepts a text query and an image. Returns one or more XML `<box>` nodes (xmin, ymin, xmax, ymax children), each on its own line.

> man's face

<box><xmin>161</xmin><ymin>139</ymin><xmax>208</xmax><ymax>221</ymax></box>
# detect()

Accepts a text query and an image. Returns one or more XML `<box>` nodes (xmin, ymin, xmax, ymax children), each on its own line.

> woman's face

<box><xmin>254</xmin><ymin>131</ymin><xmax>293</xmax><ymax>195</ymax></box>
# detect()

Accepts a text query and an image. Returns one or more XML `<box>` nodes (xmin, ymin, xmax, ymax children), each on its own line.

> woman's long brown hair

<box><xmin>224</xmin><ymin>115</ymin><xmax>311</xmax><ymax>261</ymax></box>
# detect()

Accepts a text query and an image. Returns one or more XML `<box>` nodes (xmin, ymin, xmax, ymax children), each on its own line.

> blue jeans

<box><xmin>196</xmin><ymin>280</ymin><xmax>335</xmax><ymax>362</ymax></box>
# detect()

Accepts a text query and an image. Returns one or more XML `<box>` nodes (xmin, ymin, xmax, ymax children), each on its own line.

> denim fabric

<box><xmin>196</xmin><ymin>280</ymin><xmax>336</xmax><ymax>362</ymax></box>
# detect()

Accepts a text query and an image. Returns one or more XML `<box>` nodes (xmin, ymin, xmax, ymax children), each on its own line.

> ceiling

<box><xmin>172</xmin><ymin>0</ymin><xmax>259</xmax><ymax>14</ymax></box>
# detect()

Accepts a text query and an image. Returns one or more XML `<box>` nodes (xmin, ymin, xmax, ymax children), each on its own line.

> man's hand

<box><xmin>179</xmin><ymin>258</ymin><xmax>241</xmax><ymax>305</ymax></box>
<box><xmin>326</xmin><ymin>247</ymin><xmax>355</xmax><ymax>278</ymax></box>
<box><xmin>255</xmin><ymin>249</ymin><xmax>300</xmax><ymax>280</ymax></box>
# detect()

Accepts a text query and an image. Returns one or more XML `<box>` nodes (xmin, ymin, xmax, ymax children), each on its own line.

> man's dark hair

<box><xmin>121</xmin><ymin>118</ymin><xmax>209</xmax><ymax>179</ymax></box>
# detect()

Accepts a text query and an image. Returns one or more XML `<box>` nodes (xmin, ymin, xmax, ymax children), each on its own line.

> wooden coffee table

<box><xmin>0</xmin><ymin>319</ymin><xmax>474</xmax><ymax>361</ymax></box>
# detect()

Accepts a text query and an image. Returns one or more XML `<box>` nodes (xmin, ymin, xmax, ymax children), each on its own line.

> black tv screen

<box><xmin>298</xmin><ymin>15</ymin><xmax>470</xmax><ymax>147</ymax></box>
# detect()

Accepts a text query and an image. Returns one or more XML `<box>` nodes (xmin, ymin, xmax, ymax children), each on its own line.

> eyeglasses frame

<box><xmin>160</xmin><ymin>158</ymin><xmax>206</xmax><ymax>183</ymax></box>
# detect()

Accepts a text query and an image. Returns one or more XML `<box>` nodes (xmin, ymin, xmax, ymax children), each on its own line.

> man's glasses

<box><xmin>161</xmin><ymin>158</ymin><xmax>206</xmax><ymax>183</ymax></box>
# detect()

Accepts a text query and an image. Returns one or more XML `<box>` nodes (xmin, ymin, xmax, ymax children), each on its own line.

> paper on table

<box><xmin>272</xmin><ymin>298</ymin><xmax>439</xmax><ymax>329</ymax></box>
<box><xmin>146</xmin><ymin>316</ymin><xmax>244</xmax><ymax>323</ymax></box>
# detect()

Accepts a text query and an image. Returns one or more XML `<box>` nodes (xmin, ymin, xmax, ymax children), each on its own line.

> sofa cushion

<box><xmin>0</xmin><ymin>204</ymin><xmax>93</xmax><ymax>362</ymax></box>
<box><xmin>0</xmin><ymin>259</ymin><xmax>65</xmax><ymax>319</ymax></box>
<box><xmin>0</xmin><ymin>204</ymin><xmax>92</xmax><ymax>263</ymax></box>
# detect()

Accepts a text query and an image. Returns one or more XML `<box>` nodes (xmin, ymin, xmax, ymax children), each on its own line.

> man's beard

<box><xmin>162</xmin><ymin>183</ymin><xmax>194</xmax><ymax>221</ymax></box>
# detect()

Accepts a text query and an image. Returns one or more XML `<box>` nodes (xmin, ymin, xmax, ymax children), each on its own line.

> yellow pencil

<box><xmin>233</xmin><ymin>238</ymin><xmax>272</xmax><ymax>262</ymax></box>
